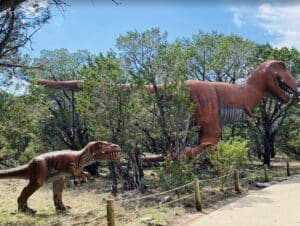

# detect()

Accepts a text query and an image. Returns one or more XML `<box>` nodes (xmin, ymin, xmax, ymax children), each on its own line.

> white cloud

<box><xmin>230</xmin><ymin>8</ymin><xmax>244</xmax><ymax>28</ymax></box>
<box><xmin>256</xmin><ymin>3</ymin><xmax>300</xmax><ymax>49</ymax></box>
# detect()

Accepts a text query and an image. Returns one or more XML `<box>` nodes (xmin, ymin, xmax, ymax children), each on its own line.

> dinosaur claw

<box><xmin>184</xmin><ymin>147</ymin><xmax>196</xmax><ymax>160</ymax></box>
<box><xmin>56</xmin><ymin>205</ymin><xmax>71</xmax><ymax>214</ymax></box>
<box><xmin>19</xmin><ymin>206</ymin><xmax>37</xmax><ymax>215</ymax></box>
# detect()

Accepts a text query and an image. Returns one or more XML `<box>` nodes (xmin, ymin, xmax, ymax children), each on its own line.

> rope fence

<box><xmin>46</xmin><ymin>159</ymin><xmax>296</xmax><ymax>226</ymax></box>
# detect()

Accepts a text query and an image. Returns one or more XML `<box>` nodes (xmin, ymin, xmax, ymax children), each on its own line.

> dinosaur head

<box><xmin>263</xmin><ymin>60</ymin><xmax>297</xmax><ymax>103</ymax></box>
<box><xmin>86</xmin><ymin>141</ymin><xmax>121</xmax><ymax>161</ymax></box>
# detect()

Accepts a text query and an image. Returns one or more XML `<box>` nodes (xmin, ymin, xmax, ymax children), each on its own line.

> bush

<box><xmin>157</xmin><ymin>155</ymin><xmax>195</xmax><ymax>191</ymax></box>
<box><xmin>207</xmin><ymin>137</ymin><xmax>248</xmax><ymax>175</ymax></box>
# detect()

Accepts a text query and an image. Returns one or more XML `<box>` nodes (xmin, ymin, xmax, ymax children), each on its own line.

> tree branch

<box><xmin>0</xmin><ymin>62</ymin><xmax>43</xmax><ymax>70</ymax></box>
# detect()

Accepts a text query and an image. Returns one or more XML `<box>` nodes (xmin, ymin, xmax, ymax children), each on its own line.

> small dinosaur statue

<box><xmin>0</xmin><ymin>141</ymin><xmax>121</xmax><ymax>214</ymax></box>
<box><xmin>38</xmin><ymin>60</ymin><xmax>297</xmax><ymax>159</ymax></box>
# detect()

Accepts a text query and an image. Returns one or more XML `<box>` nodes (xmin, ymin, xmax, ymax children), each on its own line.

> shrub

<box><xmin>207</xmin><ymin>137</ymin><xmax>248</xmax><ymax>175</ymax></box>
<box><xmin>157</xmin><ymin>155</ymin><xmax>195</xmax><ymax>192</ymax></box>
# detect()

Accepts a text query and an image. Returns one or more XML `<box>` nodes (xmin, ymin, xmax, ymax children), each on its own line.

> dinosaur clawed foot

<box><xmin>56</xmin><ymin>205</ymin><xmax>71</xmax><ymax>214</ymax></box>
<box><xmin>184</xmin><ymin>147</ymin><xmax>197</xmax><ymax>160</ymax></box>
<box><xmin>18</xmin><ymin>205</ymin><xmax>37</xmax><ymax>215</ymax></box>
<box><xmin>184</xmin><ymin>143</ymin><xmax>215</xmax><ymax>160</ymax></box>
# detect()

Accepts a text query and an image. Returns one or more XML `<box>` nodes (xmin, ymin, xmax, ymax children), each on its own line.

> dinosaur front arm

<box><xmin>244</xmin><ymin>106</ymin><xmax>261</xmax><ymax>120</ymax></box>
<box><xmin>67</xmin><ymin>163</ymin><xmax>90</xmax><ymax>182</ymax></box>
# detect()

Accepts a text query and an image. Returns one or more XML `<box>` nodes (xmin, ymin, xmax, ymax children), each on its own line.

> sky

<box><xmin>23</xmin><ymin>0</ymin><xmax>300</xmax><ymax>57</ymax></box>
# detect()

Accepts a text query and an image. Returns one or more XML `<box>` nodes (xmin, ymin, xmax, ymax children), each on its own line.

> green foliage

<box><xmin>157</xmin><ymin>155</ymin><xmax>195</xmax><ymax>190</ymax></box>
<box><xmin>183</xmin><ymin>31</ymin><xmax>255</xmax><ymax>82</ymax></box>
<box><xmin>29</xmin><ymin>49</ymin><xmax>92</xmax><ymax>150</ymax></box>
<box><xmin>288</xmin><ymin>130</ymin><xmax>300</xmax><ymax>151</ymax></box>
<box><xmin>1</xmin><ymin>29</ymin><xmax>300</xmax><ymax>173</ymax></box>
<box><xmin>76</xmin><ymin>52</ymin><xmax>135</xmax><ymax>149</ymax></box>
<box><xmin>117</xmin><ymin>28</ymin><xmax>195</xmax><ymax>157</ymax></box>
<box><xmin>286</xmin><ymin>111</ymin><xmax>300</xmax><ymax>157</ymax></box>
<box><xmin>207</xmin><ymin>137</ymin><xmax>248</xmax><ymax>174</ymax></box>
<box><xmin>0</xmin><ymin>89</ymin><xmax>45</xmax><ymax>166</ymax></box>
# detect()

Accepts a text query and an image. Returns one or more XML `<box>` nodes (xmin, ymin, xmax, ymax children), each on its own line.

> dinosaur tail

<box><xmin>0</xmin><ymin>164</ymin><xmax>29</xmax><ymax>179</ymax></box>
<box><xmin>38</xmin><ymin>79</ymin><xmax>82</xmax><ymax>91</ymax></box>
<box><xmin>38</xmin><ymin>79</ymin><xmax>164</xmax><ymax>94</ymax></box>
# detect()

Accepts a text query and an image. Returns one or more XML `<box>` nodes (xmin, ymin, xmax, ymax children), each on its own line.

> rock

<box><xmin>147</xmin><ymin>221</ymin><xmax>167</xmax><ymax>226</ymax></box>
<box><xmin>273</xmin><ymin>177</ymin><xmax>288</xmax><ymax>182</ymax></box>
<box><xmin>140</xmin><ymin>217</ymin><xmax>167</xmax><ymax>226</ymax></box>
<box><xmin>163</xmin><ymin>196</ymin><xmax>172</xmax><ymax>203</ymax></box>
<box><xmin>140</xmin><ymin>217</ymin><xmax>154</xmax><ymax>223</ymax></box>
<box><xmin>255</xmin><ymin>181</ymin><xmax>276</xmax><ymax>188</ymax></box>
<box><xmin>255</xmin><ymin>182</ymin><xmax>271</xmax><ymax>188</ymax></box>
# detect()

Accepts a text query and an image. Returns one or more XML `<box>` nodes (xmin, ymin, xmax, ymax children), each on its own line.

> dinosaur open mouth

<box><xmin>278</xmin><ymin>78</ymin><xmax>295</xmax><ymax>99</ymax></box>
<box><xmin>105</xmin><ymin>150</ymin><xmax>121</xmax><ymax>160</ymax></box>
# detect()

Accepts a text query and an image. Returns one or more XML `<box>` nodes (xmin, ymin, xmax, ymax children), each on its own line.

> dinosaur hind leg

<box><xmin>17</xmin><ymin>182</ymin><xmax>42</xmax><ymax>214</ymax></box>
<box><xmin>185</xmin><ymin>121</ymin><xmax>221</xmax><ymax>159</ymax></box>
<box><xmin>53</xmin><ymin>177</ymin><xmax>69</xmax><ymax>212</ymax></box>
<box><xmin>17</xmin><ymin>160</ymin><xmax>46</xmax><ymax>214</ymax></box>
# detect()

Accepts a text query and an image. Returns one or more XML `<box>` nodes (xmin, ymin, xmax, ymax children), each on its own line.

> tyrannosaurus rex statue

<box><xmin>38</xmin><ymin>60</ymin><xmax>297</xmax><ymax>158</ymax></box>
<box><xmin>0</xmin><ymin>141</ymin><xmax>121</xmax><ymax>214</ymax></box>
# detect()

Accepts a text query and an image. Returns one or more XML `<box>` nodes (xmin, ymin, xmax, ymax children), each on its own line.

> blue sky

<box><xmin>24</xmin><ymin>1</ymin><xmax>300</xmax><ymax>57</ymax></box>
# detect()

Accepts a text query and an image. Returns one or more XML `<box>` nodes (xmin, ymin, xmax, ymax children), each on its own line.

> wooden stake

<box><xmin>264</xmin><ymin>164</ymin><xmax>269</xmax><ymax>182</ymax></box>
<box><xmin>286</xmin><ymin>160</ymin><xmax>290</xmax><ymax>177</ymax></box>
<box><xmin>234</xmin><ymin>170</ymin><xmax>241</xmax><ymax>193</ymax></box>
<box><xmin>107</xmin><ymin>199</ymin><xmax>115</xmax><ymax>226</ymax></box>
<box><xmin>194</xmin><ymin>178</ymin><xmax>202</xmax><ymax>211</ymax></box>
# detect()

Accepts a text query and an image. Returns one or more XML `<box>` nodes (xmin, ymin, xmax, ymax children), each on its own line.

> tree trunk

<box><xmin>108</xmin><ymin>162</ymin><xmax>118</xmax><ymax>195</ymax></box>
<box><xmin>263</xmin><ymin>133</ymin><xmax>271</xmax><ymax>166</ymax></box>
<box><xmin>128</xmin><ymin>148</ymin><xmax>145</xmax><ymax>192</ymax></box>
<box><xmin>270</xmin><ymin>135</ymin><xmax>275</xmax><ymax>158</ymax></box>
<box><xmin>115</xmin><ymin>162</ymin><xmax>136</xmax><ymax>190</ymax></box>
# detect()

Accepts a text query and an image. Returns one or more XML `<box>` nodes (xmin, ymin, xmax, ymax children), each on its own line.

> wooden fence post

<box><xmin>194</xmin><ymin>178</ymin><xmax>202</xmax><ymax>211</ymax></box>
<box><xmin>107</xmin><ymin>199</ymin><xmax>115</xmax><ymax>226</ymax></box>
<box><xmin>286</xmin><ymin>160</ymin><xmax>290</xmax><ymax>177</ymax></box>
<box><xmin>234</xmin><ymin>170</ymin><xmax>241</xmax><ymax>193</ymax></box>
<box><xmin>264</xmin><ymin>164</ymin><xmax>269</xmax><ymax>182</ymax></box>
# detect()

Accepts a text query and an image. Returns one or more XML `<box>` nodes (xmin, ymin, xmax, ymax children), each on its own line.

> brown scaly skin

<box><xmin>38</xmin><ymin>60</ymin><xmax>297</xmax><ymax>159</ymax></box>
<box><xmin>0</xmin><ymin>141</ymin><xmax>121</xmax><ymax>214</ymax></box>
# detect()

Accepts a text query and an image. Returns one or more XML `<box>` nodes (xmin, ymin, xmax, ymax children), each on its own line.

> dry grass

<box><xmin>0</xmin><ymin>176</ymin><xmax>186</xmax><ymax>226</ymax></box>
<box><xmin>0</xmin><ymin>178</ymin><xmax>112</xmax><ymax>226</ymax></box>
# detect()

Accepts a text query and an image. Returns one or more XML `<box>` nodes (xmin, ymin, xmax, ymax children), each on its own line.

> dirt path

<box><xmin>179</xmin><ymin>175</ymin><xmax>300</xmax><ymax>226</ymax></box>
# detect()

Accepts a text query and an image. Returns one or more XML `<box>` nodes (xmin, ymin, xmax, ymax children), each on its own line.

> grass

<box><xmin>0</xmin><ymin>157</ymin><xmax>299</xmax><ymax>225</ymax></box>
<box><xmin>0</xmin><ymin>175</ymin><xmax>188</xmax><ymax>226</ymax></box>
<box><xmin>0</xmin><ymin>179</ymin><xmax>110</xmax><ymax>226</ymax></box>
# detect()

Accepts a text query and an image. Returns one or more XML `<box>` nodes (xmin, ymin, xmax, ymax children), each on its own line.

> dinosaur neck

<box><xmin>77</xmin><ymin>148</ymin><xmax>94</xmax><ymax>170</ymax></box>
<box><xmin>215</xmin><ymin>70</ymin><xmax>266</xmax><ymax>112</ymax></box>
<box><xmin>244</xmin><ymin>68</ymin><xmax>267</xmax><ymax>109</ymax></box>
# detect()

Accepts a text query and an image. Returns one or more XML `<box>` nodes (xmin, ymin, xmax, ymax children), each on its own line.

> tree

<box><xmin>117</xmin><ymin>28</ymin><xmax>194</xmax><ymax>159</ymax></box>
<box><xmin>29</xmin><ymin>49</ymin><xmax>91</xmax><ymax>150</ymax></box>
<box><xmin>0</xmin><ymin>86</ymin><xmax>46</xmax><ymax>167</ymax></box>
<box><xmin>0</xmin><ymin>0</ymin><xmax>65</xmax><ymax>13</ymax></box>
<box><xmin>77</xmin><ymin>52</ymin><xmax>138</xmax><ymax>192</ymax></box>
<box><xmin>0</xmin><ymin>0</ymin><xmax>68</xmax><ymax>70</ymax></box>
<box><xmin>183</xmin><ymin>31</ymin><xmax>255</xmax><ymax>83</ymax></box>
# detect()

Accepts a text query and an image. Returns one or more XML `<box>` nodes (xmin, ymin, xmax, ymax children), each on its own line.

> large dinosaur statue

<box><xmin>38</xmin><ymin>60</ymin><xmax>297</xmax><ymax>159</ymax></box>
<box><xmin>0</xmin><ymin>141</ymin><xmax>121</xmax><ymax>214</ymax></box>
